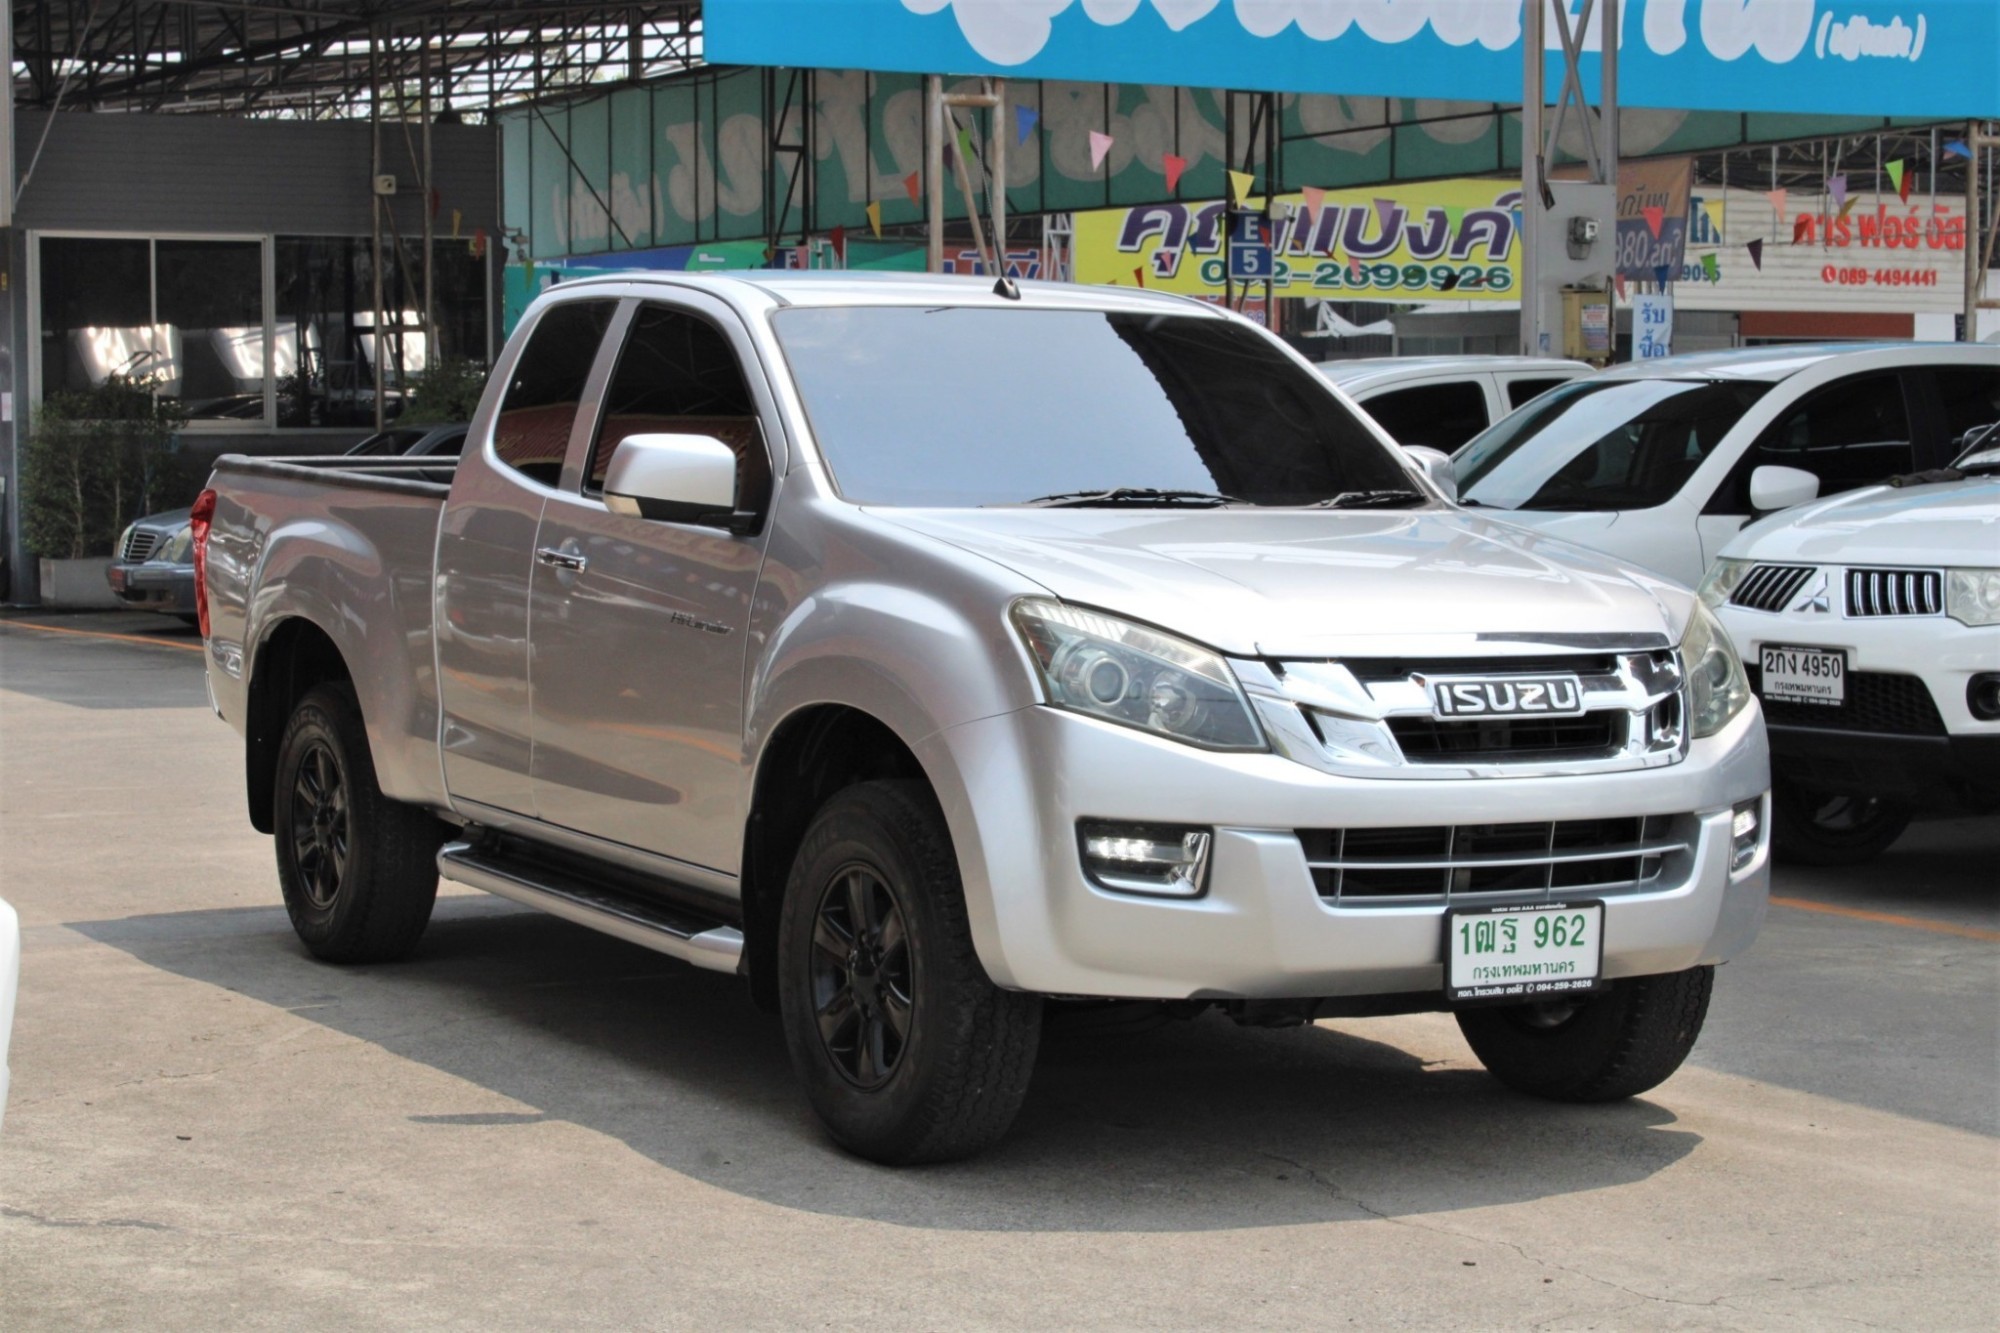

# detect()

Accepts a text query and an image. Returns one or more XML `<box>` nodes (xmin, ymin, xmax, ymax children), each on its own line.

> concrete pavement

<box><xmin>2</xmin><ymin>613</ymin><xmax>1995</xmax><ymax>1329</ymax></box>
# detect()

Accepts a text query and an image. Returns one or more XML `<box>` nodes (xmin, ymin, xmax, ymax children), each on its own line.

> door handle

<box><xmin>536</xmin><ymin>546</ymin><xmax>588</xmax><ymax>572</ymax></box>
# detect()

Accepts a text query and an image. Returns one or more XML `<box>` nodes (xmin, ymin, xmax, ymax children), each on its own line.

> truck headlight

<box><xmin>1011</xmin><ymin>598</ymin><xmax>1265</xmax><ymax>751</ymax></box>
<box><xmin>1946</xmin><ymin>568</ymin><xmax>2000</xmax><ymax>626</ymax></box>
<box><xmin>1697</xmin><ymin>558</ymin><xmax>1751</xmax><ymax>611</ymax></box>
<box><xmin>1682</xmin><ymin>601</ymin><xmax>1750</xmax><ymax>739</ymax></box>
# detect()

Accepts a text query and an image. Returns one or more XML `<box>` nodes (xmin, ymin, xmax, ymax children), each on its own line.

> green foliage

<box><xmin>21</xmin><ymin>376</ymin><xmax>195</xmax><ymax>560</ymax></box>
<box><xmin>399</xmin><ymin>356</ymin><xmax>489</xmax><ymax>425</ymax></box>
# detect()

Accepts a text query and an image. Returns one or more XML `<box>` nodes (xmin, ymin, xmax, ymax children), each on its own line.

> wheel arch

<box><xmin>244</xmin><ymin>616</ymin><xmax>354</xmax><ymax>833</ymax></box>
<box><xmin>739</xmin><ymin>703</ymin><xmax>929</xmax><ymax>1011</ymax></box>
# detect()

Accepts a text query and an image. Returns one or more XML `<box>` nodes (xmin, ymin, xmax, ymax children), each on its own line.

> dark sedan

<box><xmin>106</xmin><ymin>508</ymin><xmax>196</xmax><ymax>621</ymax></box>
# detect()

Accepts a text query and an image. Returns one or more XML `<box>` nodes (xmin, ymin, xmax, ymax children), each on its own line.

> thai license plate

<box><xmin>1445</xmin><ymin>901</ymin><xmax>1604</xmax><ymax>1004</ymax></box>
<box><xmin>1759</xmin><ymin>644</ymin><xmax>1845</xmax><ymax>705</ymax></box>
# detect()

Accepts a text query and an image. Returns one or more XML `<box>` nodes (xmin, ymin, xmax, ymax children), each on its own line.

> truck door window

<box><xmin>1506</xmin><ymin>377</ymin><xmax>1570</xmax><ymax>409</ymax></box>
<box><xmin>490</xmin><ymin>299</ymin><xmax>615</xmax><ymax>485</ymax></box>
<box><xmin>1360</xmin><ymin>381</ymin><xmax>1490</xmax><ymax>451</ymax></box>
<box><xmin>586</xmin><ymin>303</ymin><xmax>770</xmax><ymax>512</ymax></box>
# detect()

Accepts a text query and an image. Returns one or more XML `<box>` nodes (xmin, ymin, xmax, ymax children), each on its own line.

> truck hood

<box><xmin>873</xmin><ymin>506</ymin><xmax>1689</xmax><ymax>658</ymax></box>
<box><xmin>1726</xmin><ymin>477</ymin><xmax>2000</xmax><ymax>567</ymax></box>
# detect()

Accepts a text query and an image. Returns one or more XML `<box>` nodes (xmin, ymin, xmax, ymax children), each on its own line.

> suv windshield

<box><xmin>771</xmin><ymin>306</ymin><xmax>1414</xmax><ymax>507</ymax></box>
<box><xmin>1456</xmin><ymin>378</ymin><xmax>1771</xmax><ymax>511</ymax></box>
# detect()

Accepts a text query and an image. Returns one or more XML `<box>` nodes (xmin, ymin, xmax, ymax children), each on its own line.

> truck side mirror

<box><xmin>603</xmin><ymin>433</ymin><xmax>747</xmax><ymax>531</ymax></box>
<box><xmin>1748</xmin><ymin>464</ymin><xmax>1819</xmax><ymax>513</ymax></box>
<box><xmin>1406</xmin><ymin>445</ymin><xmax>1457</xmax><ymax>501</ymax></box>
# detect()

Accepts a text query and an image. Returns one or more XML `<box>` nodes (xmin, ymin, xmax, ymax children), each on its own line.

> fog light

<box><xmin>1968</xmin><ymin>673</ymin><xmax>2000</xmax><ymax>722</ymax></box>
<box><xmin>1730</xmin><ymin>797</ymin><xmax>1764</xmax><ymax>872</ymax></box>
<box><xmin>1078</xmin><ymin>821</ymin><xmax>1213</xmax><ymax>898</ymax></box>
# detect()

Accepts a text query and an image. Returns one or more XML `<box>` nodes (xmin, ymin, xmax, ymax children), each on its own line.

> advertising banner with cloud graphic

<box><xmin>1074</xmin><ymin>178</ymin><xmax>1525</xmax><ymax>299</ymax></box>
<box><xmin>708</xmin><ymin>2</ymin><xmax>1998</xmax><ymax>120</ymax></box>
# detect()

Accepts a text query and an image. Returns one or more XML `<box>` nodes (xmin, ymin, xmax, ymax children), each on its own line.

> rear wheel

<box><xmin>1456</xmin><ymin>966</ymin><xmax>1714</xmax><ymax>1102</ymax></box>
<box><xmin>778</xmin><ymin>780</ymin><xmax>1042</xmax><ymax>1164</ymax></box>
<box><xmin>1771</xmin><ymin>779</ymin><xmax>1912</xmax><ymax>866</ymax></box>
<box><xmin>273</xmin><ymin>683</ymin><xmax>443</xmax><ymax>963</ymax></box>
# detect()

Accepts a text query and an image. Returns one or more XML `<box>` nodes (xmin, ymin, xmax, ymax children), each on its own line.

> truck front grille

<box><xmin>1387</xmin><ymin>711</ymin><xmax>1624</xmax><ymax>762</ymax></box>
<box><xmin>1748</xmin><ymin>667</ymin><xmax>1946</xmax><ymax>736</ymax></box>
<box><xmin>1846</xmin><ymin>568</ymin><xmax>1942</xmax><ymax>617</ymax></box>
<box><xmin>121</xmin><ymin>529</ymin><xmax>161</xmax><ymax>561</ymax></box>
<box><xmin>1299</xmin><ymin>815</ymin><xmax>1689</xmax><ymax>905</ymax></box>
<box><xmin>1729</xmin><ymin>564</ymin><xmax>1816</xmax><ymax>613</ymax></box>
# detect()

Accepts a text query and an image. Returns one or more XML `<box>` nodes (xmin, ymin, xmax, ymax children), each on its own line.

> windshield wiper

<box><xmin>1005</xmin><ymin>487</ymin><xmax>1244</xmax><ymax>509</ymax></box>
<box><xmin>1308</xmin><ymin>489</ymin><xmax>1428</xmax><ymax>510</ymax></box>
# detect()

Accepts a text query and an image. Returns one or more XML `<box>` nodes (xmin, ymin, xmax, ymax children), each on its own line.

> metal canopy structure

<box><xmin>10</xmin><ymin>1</ymin><xmax>704</xmax><ymax>119</ymax></box>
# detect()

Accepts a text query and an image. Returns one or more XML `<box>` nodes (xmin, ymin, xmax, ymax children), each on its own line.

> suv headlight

<box><xmin>1946</xmin><ymin>568</ymin><xmax>2000</xmax><ymax>626</ymax></box>
<box><xmin>157</xmin><ymin>524</ymin><xmax>194</xmax><ymax>564</ymax></box>
<box><xmin>1697</xmin><ymin>557</ymin><xmax>1751</xmax><ymax>611</ymax></box>
<box><xmin>1011</xmin><ymin>598</ymin><xmax>1266</xmax><ymax>751</ymax></box>
<box><xmin>1682</xmin><ymin>601</ymin><xmax>1750</xmax><ymax>738</ymax></box>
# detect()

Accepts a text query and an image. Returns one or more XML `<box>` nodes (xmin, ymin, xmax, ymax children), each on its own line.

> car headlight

<box><xmin>156</xmin><ymin>524</ymin><xmax>194</xmax><ymax>564</ymax></box>
<box><xmin>1682</xmin><ymin>600</ymin><xmax>1750</xmax><ymax>739</ymax></box>
<box><xmin>1946</xmin><ymin>568</ymin><xmax>2000</xmax><ymax>626</ymax></box>
<box><xmin>1697</xmin><ymin>557</ymin><xmax>1751</xmax><ymax>612</ymax></box>
<box><xmin>1011</xmin><ymin>598</ymin><xmax>1266</xmax><ymax>751</ymax></box>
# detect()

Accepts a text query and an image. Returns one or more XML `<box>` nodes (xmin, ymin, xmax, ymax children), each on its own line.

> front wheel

<box><xmin>778</xmin><ymin>780</ymin><xmax>1042</xmax><ymax>1164</ymax></box>
<box><xmin>273</xmin><ymin>683</ymin><xmax>444</xmax><ymax>963</ymax></box>
<box><xmin>1771</xmin><ymin>780</ymin><xmax>1912</xmax><ymax>866</ymax></box>
<box><xmin>1456</xmin><ymin>966</ymin><xmax>1714</xmax><ymax>1102</ymax></box>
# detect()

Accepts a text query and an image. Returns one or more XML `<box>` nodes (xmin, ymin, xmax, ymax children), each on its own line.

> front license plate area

<box><xmin>1759</xmin><ymin>644</ymin><xmax>1845</xmax><ymax>705</ymax></box>
<box><xmin>1445</xmin><ymin>901</ymin><xmax>1605</xmax><ymax>1005</ymax></box>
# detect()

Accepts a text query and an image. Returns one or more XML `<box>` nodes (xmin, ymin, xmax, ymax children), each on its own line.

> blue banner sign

<box><xmin>708</xmin><ymin>1</ymin><xmax>1999</xmax><ymax>119</ymax></box>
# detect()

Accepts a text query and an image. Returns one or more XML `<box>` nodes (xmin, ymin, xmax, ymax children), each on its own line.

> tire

<box><xmin>1456</xmin><ymin>965</ymin><xmax>1714</xmax><ymax>1103</ymax></box>
<box><xmin>273</xmin><ymin>682</ymin><xmax>443</xmax><ymax>963</ymax></box>
<box><xmin>1771</xmin><ymin>779</ymin><xmax>1912</xmax><ymax>866</ymax></box>
<box><xmin>777</xmin><ymin>780</ymin><xmax>1042</xmax><ymax>1164</ymax></box>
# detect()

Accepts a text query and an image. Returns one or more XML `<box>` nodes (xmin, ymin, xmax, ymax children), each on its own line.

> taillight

<box><xmin>189</xmin><ymin>487</ymin><xmax>217</xmax><ymax>638</ymax></box>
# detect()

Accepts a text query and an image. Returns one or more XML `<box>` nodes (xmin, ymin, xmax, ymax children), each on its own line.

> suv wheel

<box><xmin>1771</xmin><ymin>780</ymin><xmax>1912</xmax><ymax>866</ymax></box>
<box><xmin>1456</xmin><ymin>965</ymin><xmax>1714</xmax><ymax>1102</ymax></box>
<box><xmin>273</xmin><ymin>683</ymin><xmax>443</xmax><ymax>963</ymax></box>
<box><xmin>778</xmin><ymin>780</ymin><xmax>1042</xmax><ymax>1164</ymax></box>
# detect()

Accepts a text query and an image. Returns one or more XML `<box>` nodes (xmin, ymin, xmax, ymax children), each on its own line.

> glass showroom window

<box><xmin>276</xmin><ymin>237</ymin><xmax>489</xmax><ymax>428</ymax></box>
<box><xmin>37</xmin><ymin>235</ymin><xmax>268</xmax><ymax>425</ymax></box>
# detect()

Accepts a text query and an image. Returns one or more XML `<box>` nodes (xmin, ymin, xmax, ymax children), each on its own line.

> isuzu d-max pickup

<box><xmin>196</xmin><ymin>273</ymin><xmax>1770</xmax><ymax>1162</ymax></box>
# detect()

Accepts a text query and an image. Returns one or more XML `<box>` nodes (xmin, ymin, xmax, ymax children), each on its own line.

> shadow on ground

<box><xmin>73</xmin><ymin>896</ymin><xmax>1701</xmax><ymax>1231</ymax></box>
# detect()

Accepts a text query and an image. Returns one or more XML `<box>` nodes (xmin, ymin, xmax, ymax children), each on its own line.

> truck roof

<box><xmin>537</xmin><ymin>268</ymin><xmax>1224</xmax><ymax>316</ymax></box>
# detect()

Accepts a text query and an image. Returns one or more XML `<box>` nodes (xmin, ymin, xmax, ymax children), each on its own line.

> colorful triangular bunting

<box><xmin>1014</xmin><ymin>104</ymin><xmax>1038</xmax><ymax>145</ymax></box>
<box><xmin>1228</xmin><ymin>169</ymin><xmax>1254</xmax><ymax>205</ymax></box>
<box><xmin>1641</xmin><ymin>205</ymin><xmax>1665</xmax><ymax>239</ymax></box>
<box><xmin>1764</xmin><ymin>188</ymin><xmax>1788</xmax><ymax>225</ymax></box>
<box><xmin>866</xmin><ymin>200</ymin><xmax>882</xmax><ymax>238</ymax></box>
<box><xmin>1089</xmin><ymin>130</ymin><xmax>1114</xmax><ymax>172</ymax></box>
<box><xmin>1162</xmin><ymin>153</ymin><xmax>1187</xmax><ymax>193</ymax></box>
<box><xmin>1746</xmin><ymin>238</ymin><xmax>1764</xmax><ymax>270</ymax></box>
<box><xmin>1700</xmin><ymin>252</ymin><xmax>1719</xmax><ymax>281</ymax></box>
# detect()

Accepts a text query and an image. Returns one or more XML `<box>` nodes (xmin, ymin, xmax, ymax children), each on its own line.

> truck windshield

<box><xmin>770</xmin><ymin>306</ymin><xmax>1414</xmax><ymax>508</ymax></box>
<box><xmin>1454</xmin><ymin>378</ymin><xmax>1771</xmax><ymax>512</ymax></box>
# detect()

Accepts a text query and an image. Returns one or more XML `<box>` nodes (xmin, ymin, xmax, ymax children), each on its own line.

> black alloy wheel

<box><xmin>288</xmin><ymin>741</ymin><xmax>351</xmax><ymax>911</ymax></box>
<box><xmin>809</xmin><ymin>864</ymin><xmax>915</xmax><ymax>1089</ymax></box>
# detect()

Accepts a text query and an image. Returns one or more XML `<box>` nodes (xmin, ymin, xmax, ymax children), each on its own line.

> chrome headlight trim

<box><xmin>1010</xmin><ymin>598</ymin><xmax>1267</xmax><ymax>752</ymax></box>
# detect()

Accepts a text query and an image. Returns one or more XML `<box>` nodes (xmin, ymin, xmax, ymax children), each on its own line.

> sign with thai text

<box><xmin>708</xmin><ymin>2</ymin><xmax>2000</xmax><ymax>120</ymax></box>
<box><xmin>1074</xmin><ymin>178</ymin><xmax>1522</xmax><ymax>300</ymax></box>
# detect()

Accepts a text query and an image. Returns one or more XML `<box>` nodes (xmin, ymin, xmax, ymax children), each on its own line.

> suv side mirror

<box><xmin>604</xmin><ymin>433</ymin><xmax>750</xmax><ymax>531</ymax></box>
<box><xmin>1406</xmin><ymin>445</ymin><xmax>1457</xmax><ymax>501</ymax></box>
<box><xmin>1748</xmin><ymin>464</ymin><xmax>1819</xmax><ymax>513</ymax></box>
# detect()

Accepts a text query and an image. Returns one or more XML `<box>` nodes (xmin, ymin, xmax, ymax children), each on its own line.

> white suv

<box><xmin>1699</xmin><ymin>431</ymin><xmax>2000</xmax><ymax>863</ymax></box>
<box><xmin>1454</xmin><ymin>344</ymin><xmax>2000</xmax><ymax>588</ymax></box>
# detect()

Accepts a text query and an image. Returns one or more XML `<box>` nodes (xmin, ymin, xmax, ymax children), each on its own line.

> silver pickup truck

<box><xmin>196</xmin><ymin>272</ymin><xmax>1769</xmax><ymax>1163</ymax></box>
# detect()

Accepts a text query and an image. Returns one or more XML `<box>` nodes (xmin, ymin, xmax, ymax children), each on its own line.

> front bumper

<box><xmin>107</xmin><ymin>561</ymin><xmax>196</xmax><ymax>613</ymax></box>
<box><xmin>923</xmin><ymin>702</ymin><xmax>1770</xmax><ymax>1000</ymax></box>
<box><xmin>1717</xmin><ymin>600</ymin><xmax>2000</xmax><ymax>806</ymax></box>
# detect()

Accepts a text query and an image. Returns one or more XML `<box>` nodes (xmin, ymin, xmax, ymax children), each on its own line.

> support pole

<box><xmin>1968</xmin><ymin>122</ymin><xmax>1985</xmax><ymax>343</ymax></box>
<box><xmin>1520</xmin><ymin>0</ymin><xmax>1544</xmax><ymax>355</ymax></box>
<box><xmin>421</xmin><ymin>23</ymin><xmax>435</xmax><ymax>366</ymax></box>
<box><xmin>370</xmin><ymin>25</ymin><xmax>385</xmax><ymax>432</ymax></box>
<box><xmin>926</xmin><ymin>75</ymin><xmax>944</xmax><ymax>273</ymax></box>
<box><xmin>990</xmin><ymin>82</ymin><xmax>1007</xmax><ymax>279</ymax></box>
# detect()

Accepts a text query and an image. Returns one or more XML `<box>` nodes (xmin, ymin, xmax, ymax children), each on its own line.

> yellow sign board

<box><xmin>1075</xmin><ymin>178</ymin><xmax>1524</xmax><ymax>302</ymax></box>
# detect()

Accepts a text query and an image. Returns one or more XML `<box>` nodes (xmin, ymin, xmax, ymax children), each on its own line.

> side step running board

<box><xmin>438</xmin><ymin>842</ymin><xmax>743</xmax><ymax>973</ymax></box>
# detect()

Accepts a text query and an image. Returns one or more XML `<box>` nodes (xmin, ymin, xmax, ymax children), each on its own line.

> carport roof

<box><xmin>11</xmin><ymin>1</ymin><xmax>705</xmax><ymax>119</ymax></box>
